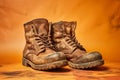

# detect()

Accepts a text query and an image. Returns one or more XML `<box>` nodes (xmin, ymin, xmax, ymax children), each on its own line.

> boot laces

<box><xmin>72</xmin><ymin>35</ymin><xmax>81</xmax><ymax>46</ymax></box>
<box><xmin>63</xmin><ymin>33</ymin><xmax>85</xmax><ymax>51</ymax></box>
<box><xmin>34</xmin><ymin>34</ymin><xmax>55</xmax><ymax>52</ymax></box>
<box><xmin>63</xmin><ymin>34</ymin><xmax>77</xmax><ymax>49</ymax></box>
<box><xmin>72</xmin><ymin>34</ymin><xmax>86</xmax><ymax>51</ymax></box>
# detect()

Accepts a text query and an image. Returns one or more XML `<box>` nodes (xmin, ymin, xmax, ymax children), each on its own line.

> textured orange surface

<box><xmin>0</xmin><ymin>0</ymin><xmax>120</xmax><ymax>64</ymax></box>
<box><xmin>0</xmin><ymin>63</ymin><xmax>120</xmax><ymax>80</ymax></box>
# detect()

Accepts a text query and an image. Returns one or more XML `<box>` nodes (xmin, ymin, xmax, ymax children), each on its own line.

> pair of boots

<box><xmin>23</xmin><ymin>18</ymin><xmax>104</xmax><ymax>70</ymax></box>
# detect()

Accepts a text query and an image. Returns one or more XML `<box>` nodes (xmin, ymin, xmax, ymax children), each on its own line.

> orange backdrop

<box><xmin>0</xmin><ymin>0</ymin><xmax>120</xmax><ymax>64</ymax></box>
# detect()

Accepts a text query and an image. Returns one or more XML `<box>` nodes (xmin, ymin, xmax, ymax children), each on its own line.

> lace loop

<box><xmin>63</xmin><ymin>34</ymin><xmax>77</xmax><ymax>49</ymax></box>
<box><xmin>34</xmin><ymin>34</ymin><xmax>55</xmax><ymax>53</ymax></box>
<box><xmin>62</xmin><ymin>33</ymin><xmax>86</xmax><ymax>51</ymax></box>
<box><xmin>72</xmin><ymin>34</ymin><xmax>86</xmax><ymax>51</ymax></box>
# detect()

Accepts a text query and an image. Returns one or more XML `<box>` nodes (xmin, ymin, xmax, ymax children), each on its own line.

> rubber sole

<box><xmin>68</xmin><ymin>59</ymin><xmax>104</xmax><ymax>69</ymax></box>
<box><xmin>22</xmin><ymin>58</ymin><xmax>67</xmax><ymax>70</ymax></box>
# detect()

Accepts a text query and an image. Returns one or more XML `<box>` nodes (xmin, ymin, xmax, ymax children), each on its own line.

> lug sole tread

<box><xmin>22</xmin><ymin>57</ymin><xmax>68</xmax><ymax>70</ymax></box>
<box><xmin>68</xmin><ymin>59</ymin><xmax>104</xmax><ymax>69</ymax></box>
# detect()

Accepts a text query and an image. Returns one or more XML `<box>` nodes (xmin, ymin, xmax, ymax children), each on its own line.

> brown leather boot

<box><xmin>23</xmin><ymin>19</ymin><xmax>67</xmax><ymax>70</ymax></box>
<box><xmin>51</xmin><ymin>21</ymin><xmax>104</xmax><ymax>69</ymax></box>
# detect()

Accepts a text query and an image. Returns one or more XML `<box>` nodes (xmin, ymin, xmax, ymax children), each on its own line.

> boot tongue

<box><xmin>32</xmin><ymin>19</ymin><xmax>49</xmax><ymax>35</ymax></box>
<box><xmin>63</xmin><ymin>22</ymin><xmax>72</xmax><ymax>35</ymax></box>
<box><xmin>37</xmin><ymin>23</ymin><xmax>49</xmax><ymax>35</ymax></box>
<box><xmin>63</xmin><ymin>21</ymin><xmax>76</xmax><ymax>36</ymax></box>
<box><xmin>71</xmin><ymin>22</ymin><xmax>76</xmax><ymax>36</ymax></box>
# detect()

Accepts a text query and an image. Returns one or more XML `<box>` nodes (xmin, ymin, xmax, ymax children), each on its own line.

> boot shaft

<box><xmin>51</xmin><ymin>21</ymin><xmax>76</xmax><ymax>41</ymax></box>
<box><xmin>24</xmin><ymin>18</ymin><xmax>50</xmax><ymax>39</ymax></box>
<box><xmin>51</xmin><ymin>21</ymin><xmax>77</xmax><ymax>53</ymax></box>
<box><xmin>23</xmin><ymin>18</ymin><xmax>54</xmax><ymax>55</ymax></box>
<box><xmin>51</xmin><ymin>21</ymin><xmax>86</xmax><ymax>53</ymax></box>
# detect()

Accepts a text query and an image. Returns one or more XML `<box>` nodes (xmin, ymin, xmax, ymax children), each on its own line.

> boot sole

<box><xmin>22</xmin><ymin>58</ymin><xmax>67</xmax><ymax>70</ymax></box>
<box><xmin>68</xmin><ymin>59</ymin><xmax>104</xmax><ymax>69</ymax></box>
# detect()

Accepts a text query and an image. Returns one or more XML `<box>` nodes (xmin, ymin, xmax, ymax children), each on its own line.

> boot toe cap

<box><xmin>44</xmin><ymin>52</ymin><xmax>66</xmax><ymax>63</ymax></box>
<box><xmin>77</xmin><ymin>51</ymin><xmax>103</xmax><ymax>63</ymax></box>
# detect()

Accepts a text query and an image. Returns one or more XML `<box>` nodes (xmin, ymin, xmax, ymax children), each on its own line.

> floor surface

<box><xmin>0</xmin><ymin>62</ymin><xmax>120</xmax><ymax>80</ymax></box>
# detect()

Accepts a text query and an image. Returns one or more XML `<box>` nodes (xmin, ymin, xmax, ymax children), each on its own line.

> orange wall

<box><xmin>0</xmin><ymin>0</ymin><xmax>120</xmax><ymax>64</ymax></box>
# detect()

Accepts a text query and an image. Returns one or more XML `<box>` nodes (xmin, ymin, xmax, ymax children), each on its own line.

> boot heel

<box><xmin>22</xmin><ymin>58</ymin><xmax>29</xmax><ymax>67</ymax></box>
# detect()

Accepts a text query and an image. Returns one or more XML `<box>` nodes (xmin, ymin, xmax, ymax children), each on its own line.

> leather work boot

<box><xmin>51</xmin><ymin>21</ymin><xmax>104</xmax><ymax>69</ymax></box>
<box><xmin>23</xmin><ymin>19</ymin><xmax>67</xmax><ymax>70</ymax></box>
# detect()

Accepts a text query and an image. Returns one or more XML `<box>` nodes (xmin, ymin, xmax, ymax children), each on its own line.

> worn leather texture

<box><xmin>23</xmin><ymin>19</ymin><xmax>66</xmax><ymax>65</ymax></box>
<box><xmin>51</xmin><ymin>21</ymin><xmax>103</xmax><ymax>63</ymax></box>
